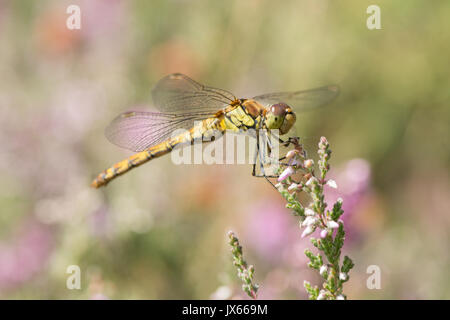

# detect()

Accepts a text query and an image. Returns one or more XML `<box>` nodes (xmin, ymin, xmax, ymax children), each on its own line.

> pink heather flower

<box><xmin>301</xmin><ymin>216</ymin><xmax>317</xmax><ymax>228</ymax></box>
<box><xmin>287</xmin><ymin>183</ymin><xmax>300</xmax><ymax>191</ymax></box>
<box><xmin>339</xmin><ymin>273</ymin><xmax>348</xmax><ymax>281</ymax></box>
<box><xmin>327</xmin><ymin>221</ymin><xmax>339</xmax><ymax>229</ymax></box>
<box><xmin>320</xmin><ymin>230</ymin><xmax>328</xmax><ymax>239</ymax></box>
<box><xmin>303</xmin><ymin>159</ymin><xmax>314</xmax><ymax>169</ymax></box>
<box><xmin>317</xmin><ymin>290</ymin><xmax>326</xmax><ymax>300</ymax></box>
<box><xmin>285</xmin><ymin>150</ymin><xmax>298</xmax><ymax>161</ymax></box>
<box><xmin>277</xmin><ymin>166</ymin><xmax>295</xmax><ymax>182</ymax></box>
<box><xmin>305</xmin><ymin>177</ymin><xmax>317</xmax><ymax>187</ymax></box>
<box><xmin>301</xmin><ymin>226</ymin><xmax>315</xmax><ymax>238</ymax></box>
<box><xmin>319</xmin><ymin>136</ymin><xmax>328</xmax><ymax>147</ymax></box>
<box><xmin>319</xmin><ymin>265</ymin><xmax>328</xmax><ymax>276</ymax></box>
<box><xmin>326</xmin><ymin>179</ymin><xmax>338</xmax><ymax>189</ymax></box>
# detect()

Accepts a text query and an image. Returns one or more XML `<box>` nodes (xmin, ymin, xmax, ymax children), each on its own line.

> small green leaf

<box><xmin>342</xmin><ymin>256</ymin><xmax>355</xmax><ymax>273</ymax></box>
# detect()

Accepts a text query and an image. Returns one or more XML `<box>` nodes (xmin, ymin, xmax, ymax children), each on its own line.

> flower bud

<box><xmin>327</xmin><ymin>220</ymin><xmax>339</xmax><ymax>229</ymax></box>
<box><xmin>301</xmin><ymin>225</ymin><xmax>315</xmax><ymax>238</ymax></box>
<box><xmin>288</xmin><ymin>183</ymin><xmax>300</xmax><ymax>191</ymax></box>
<box><xmin>319</xmin><ymin>265</ymin><xmax>328</xmax><ymax>277</ymax></box>
<box><xmin>277</xmin><ymin>166</ymin><xmax>295</xmax><ymax>182</ymax></box>
<box><xmin>304</xmin><ymin>159</ymin><xmax>314</xmax><ymax>169</ymax></box>
<box><xmin>301</xmin><ymin>216</ymin><xmax>317</xmax><ymax>227</ymax></box>
<box><xmin>339</xmin><ymin>272</ymin><xmax>348</xmax><ymax>281</ymax></box>
<box><xmin>319</xmin><ymin>136</ymin><xmax>329</xmax><ymax>149</ymax></box>
<box><xmin>305</xmin><ymin>176</ymin><xmax>318</xmax><ymax>187</ymax></box>
<box><xmin>285</xmin><ymin>149</ymin><xmax>299</xmax><ymax>161</ymax></box>
<box><xmin>317</xmin><ymin>290</ymin><xmax>326</xmax><ymax>300</ymax></box>
<box><xmin>326</xmin><ymin>179</ymin><xmax>338</xmax><ymax>189</ymax></box>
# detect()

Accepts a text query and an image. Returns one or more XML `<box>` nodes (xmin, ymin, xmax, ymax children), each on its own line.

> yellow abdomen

<box><xmin>91</xmin><ymin>117</ymin><xmax>225</xmax><ymax>188</ymax></box>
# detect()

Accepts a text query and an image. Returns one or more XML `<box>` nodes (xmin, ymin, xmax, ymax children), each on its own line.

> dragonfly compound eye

<box><xmin>266</xmin><ymin>103</ymin><xmax>290</xmax><ymax>130</ymax></box>
<box><xmin>270</xmin><ymin>103</ymin><xmax>289</xmax><ymax>117</ymax></box>
<box><xmin>279</xmin><ymin>109</ymin><xmax>296</xmax><ymax>135</ymax></box>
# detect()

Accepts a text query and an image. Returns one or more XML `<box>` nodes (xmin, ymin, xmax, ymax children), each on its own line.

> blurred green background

<box><xmin>0</xmin><ymin>0</ymin><xmax>449</xmax><ymax>299</ymax></box>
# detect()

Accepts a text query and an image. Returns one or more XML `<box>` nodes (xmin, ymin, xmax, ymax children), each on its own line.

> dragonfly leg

<box><xmin>251</xmin><ymin>131</ymin><xmax>305</xmax><ymax>190</ymax></box>
<box><xmin>253</xmin><ymin>173</ymin><xmax>280</xmax><ymax>178</ymax></box>
<box><xmin>255</xmin><ymin>135</ymin><xmax>278</xmax><ymax>191</ymax></box>
<box><xmin>278</xmin><ymin>162</ymin><xmax>291</xmax><ymax>166</ymax></box>
<box><xmin>251</xmin><ymin>131</ymin><xmax>279</xmax><ymax>191</ymax></box>
<box><xmin>251</xmin><ymin>138</ymin><xmax>258</xmax><ymax>176</ymax></box>
<box><xmin>264</xmin><ymin>176</ymin><xmax>278</xmax><ymax>190</ymax></box>
<box><xmin>251</xmin><ymin>129</ymin><xmax>265</xmax><ymax>177</ymax></box>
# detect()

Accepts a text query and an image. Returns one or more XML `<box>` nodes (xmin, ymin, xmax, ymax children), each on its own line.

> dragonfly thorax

<box><xmin>265</xmin><ymin>103</ymin><xmax>296</xmax><ymax>135</ymax></box>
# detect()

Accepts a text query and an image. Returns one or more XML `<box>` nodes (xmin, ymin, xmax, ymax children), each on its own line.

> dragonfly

<box><xmin>91</xmin><ymin>73</ymin><xmax>339</xmax><ymax>188</ymax></box>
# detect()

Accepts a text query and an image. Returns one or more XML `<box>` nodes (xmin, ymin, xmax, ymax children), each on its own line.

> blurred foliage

<box><xmin>0</xmin><ymin>0</ymin><xmax>449</xmax><ymax>299</ymax></box>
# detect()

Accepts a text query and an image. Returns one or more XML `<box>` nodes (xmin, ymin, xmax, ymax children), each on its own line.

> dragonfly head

<box><xmin>265</xmin><ymin>103</ymin><xmax>296</xmax><ymax>135</ymax></box>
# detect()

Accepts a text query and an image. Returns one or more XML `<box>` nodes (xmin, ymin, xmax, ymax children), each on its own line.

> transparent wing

<box><xmin>152</xmin><ymin>73</ymin><xmax>237</xmax><ymax>113</ymax></box>
<box><xmin>105</xmin><ymin>110</ymin><xmax>211</xmax><ymax>152</ymax></box>
<box><xmin>253</xmin><ymin>85</ymin><xmax>340</xmax><ymax>111</ymax></box>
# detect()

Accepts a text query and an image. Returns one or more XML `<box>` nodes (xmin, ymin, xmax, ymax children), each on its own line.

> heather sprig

<box><xmin>276</xmin><ymin>136</ymin><xmax>354</xmax><ymax>300</ymax></box>
<box><xmin>227</xmin><ymin>231</ymin><xmax>259</xmax><ymax>299</ymax></box>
